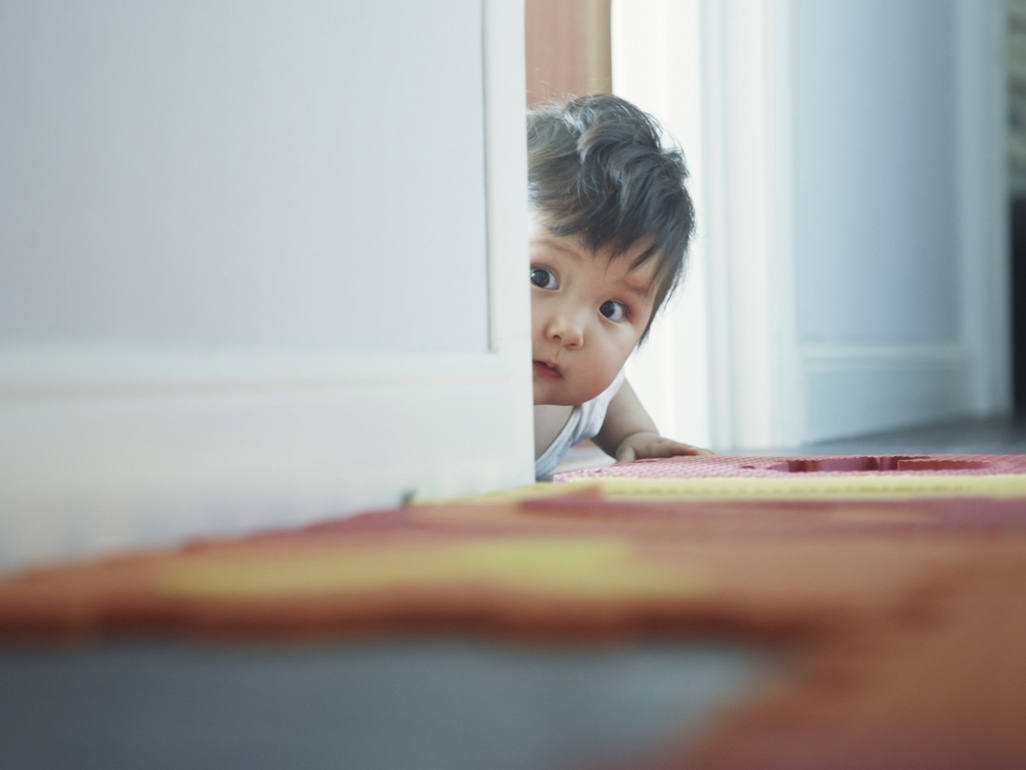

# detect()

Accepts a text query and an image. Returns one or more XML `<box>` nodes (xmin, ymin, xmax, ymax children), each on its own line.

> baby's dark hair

<box><xmin>527</xmin><ymin>94</ymin><xmax>695</xmax><ymax>337</ymax></box>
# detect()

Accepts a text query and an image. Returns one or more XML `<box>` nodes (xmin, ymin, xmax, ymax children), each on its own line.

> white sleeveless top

<box><xmin>534</xmin><ymin>368</ymin><xmax>626</xmax><ymax>480</ymax></box>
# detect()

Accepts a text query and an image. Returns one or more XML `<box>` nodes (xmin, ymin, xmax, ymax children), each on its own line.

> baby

<box><xmin>528</xmin><ymin>94</ymin><xmax>711</xmax><ymax>479</ymax></box>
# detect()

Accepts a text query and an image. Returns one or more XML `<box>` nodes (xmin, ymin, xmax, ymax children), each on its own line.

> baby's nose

<box><xmin>546</xmin><ymin>308</ymin><xmax>585</xmax><ymax>349</ymax></box>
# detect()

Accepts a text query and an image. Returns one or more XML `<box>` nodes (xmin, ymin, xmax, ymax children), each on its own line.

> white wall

<box><xmin>613</xmin><ymin>0</ymin><xmax>1009</xmax><ymax>450</ymax></box>
<box><xmin>791</xmin><ymin>0</ymin><xmax>960</xmax><ymax>345</ymax></box>
<box><xmin>787</xmin><ymin>0</ymin><xmax>1009</xmax><ymax>443</ymax></box>
<box><xmin>0</xmin><ymin>0</ymin><xmax>534</xmax><ymax>569</ymax></box>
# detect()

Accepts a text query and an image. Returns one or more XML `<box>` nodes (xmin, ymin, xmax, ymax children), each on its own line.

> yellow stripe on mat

<box><xmin>159</xmin><ymin>540</ymin><xmax>706</xmax><ymax>601</ymax></box>
<box><xmin>559</xmin><ymin>474</ymin><xmax>1026</xmax><ymax>500</ymax></box>
<box><xmin>432</xmin><ymin>474</ymin><xmax>1026</xmax><ymax>504</ymax></box>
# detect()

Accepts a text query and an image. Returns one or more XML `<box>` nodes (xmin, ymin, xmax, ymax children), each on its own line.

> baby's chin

<box><xmin>533</xmin><ymin>387</ymin><xmax>609</xmax><ymax>407</ymax></box>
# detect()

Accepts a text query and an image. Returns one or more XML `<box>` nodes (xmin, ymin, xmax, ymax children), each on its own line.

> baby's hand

<box><xmin>614</xmin><ymin>432</ymin><xmax>715</xmax><ymax>464</ymax></box>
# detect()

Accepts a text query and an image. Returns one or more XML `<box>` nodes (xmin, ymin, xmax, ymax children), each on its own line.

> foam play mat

<box><xmin>2</xmin><ymin>454</ymin><xmax>1026</xmax><ymax>768</ymax></box>
<box><xmin>554</xmin><ymin>452</ymin><xmax>1026</xmax><ymax>498</ymax></box>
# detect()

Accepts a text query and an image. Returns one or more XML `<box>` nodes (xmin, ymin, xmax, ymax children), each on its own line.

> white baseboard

<box><xmin>0</xmin><ymin>347</ymin><xmax>532</xmax><ymax>571</ymax></box>
<box><xmin>800</xmin><ymin>344</ymin><xmax>976</xmax><ymax>444</ymax></box>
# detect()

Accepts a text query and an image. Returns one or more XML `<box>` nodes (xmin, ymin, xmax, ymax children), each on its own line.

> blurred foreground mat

<box><xmin>2</xmin><ymin>455</ymin><xmax>1026</xmax><ymax>768</ymax></box>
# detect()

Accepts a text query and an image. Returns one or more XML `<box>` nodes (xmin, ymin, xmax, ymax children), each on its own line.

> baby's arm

<box><xmin>593</xmin><ymin>379</ymin><xmax>714</xmax><ymax>463</ymax></box>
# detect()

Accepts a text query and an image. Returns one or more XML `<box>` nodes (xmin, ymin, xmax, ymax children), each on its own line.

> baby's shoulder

<box><xmin>533</xmin><ymin>404</ymin><xmax>575</xmax><ymax>457</ymax></box>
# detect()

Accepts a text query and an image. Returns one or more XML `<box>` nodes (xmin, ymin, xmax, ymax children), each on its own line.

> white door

<box><xmin>0</xmin><ymin>0</ymin><xmax>533</xmax><ymax>570</ymax></box>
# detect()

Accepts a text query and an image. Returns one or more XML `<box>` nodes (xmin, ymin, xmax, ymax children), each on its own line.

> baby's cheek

<box><xmin>529</xmin><ymin>301</ymin><xmax>549</xmax><ymax>332</ymax></box>
<box><xmin>578</xmin><ymin>366</ymin><xmax>621</xmax><ymax>402</ymax></box>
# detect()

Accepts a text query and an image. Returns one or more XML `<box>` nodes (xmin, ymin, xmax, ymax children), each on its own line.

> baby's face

<box><xmin>529</xmin><ymin>213</ymin><xmax>657</xmax><ymax>406</ymax></box>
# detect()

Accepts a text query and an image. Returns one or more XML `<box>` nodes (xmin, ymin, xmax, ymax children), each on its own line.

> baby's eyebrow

<box><xmin>619</xmin><ymin>277</ymin><xmax>655</xmax><ymax>300</ymax></box>
<box><xmin>532</xmin><ymin>237</ymin><xmax>585</xmax><ymax>261</ymax></box>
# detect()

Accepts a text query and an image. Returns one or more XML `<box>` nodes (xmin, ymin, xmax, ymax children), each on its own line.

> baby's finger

<box><xmin>615</xmin><ymin>446</ymin><xmax>637</xmax><ymax>464</ymax></box>
<box><xmin>665</xmin><ymin>443</ymin><xmax>700</xmax><ymax>457</ymax></box>
<box><xmin>669</xmin><ymin>443</ymin><xmax>714</xmax><ymax>457</ymax></box>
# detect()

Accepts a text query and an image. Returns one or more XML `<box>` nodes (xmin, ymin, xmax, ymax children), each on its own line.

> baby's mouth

<box><xmin>533</xmin><ymin>360</ymin><xmax>562</xmax><ymax>380</ymax></box>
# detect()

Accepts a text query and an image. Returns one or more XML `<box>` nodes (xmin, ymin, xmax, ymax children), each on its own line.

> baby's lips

<box><xmin>533</xmin><ymin>360</ymin><xmax>562</xmax><ymax>380</ymax></box>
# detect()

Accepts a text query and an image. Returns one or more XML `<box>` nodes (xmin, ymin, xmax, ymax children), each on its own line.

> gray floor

<box><xmin>778</xmin><ymin>415</ymin><xmax>1026</xmax><ymax>455</ymax></box>
<box><xmin>0</xmin><ymin>639</ymin><xmax>773</xmax><ymax>770</ymax></box>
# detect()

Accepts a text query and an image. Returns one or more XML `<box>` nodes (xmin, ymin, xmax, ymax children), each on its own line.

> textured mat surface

<box><xmin>553</xmin><ymin>453</ymin><xmax>1026</xmax><ymax>499</ymax></box>
<box><xmin>560</xmin><ymin>453</ymin><xmax>1026</xmax><ymax>479</ymax></box>
<box><xmin>2</xmin><ymin>457</ymin><xmax>1026</xmax><ymax>768</ymax></box>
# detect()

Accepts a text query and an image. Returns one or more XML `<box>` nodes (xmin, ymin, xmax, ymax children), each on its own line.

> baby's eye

<box><xmin>600</xmin><ymin>300</ymin><xmax>627</xmax><ymax>321</ymax></box>
<box><xmin>530</xmin><ymin>267</ymin><xmax>558</xmax><ymax>290</ymax></box>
